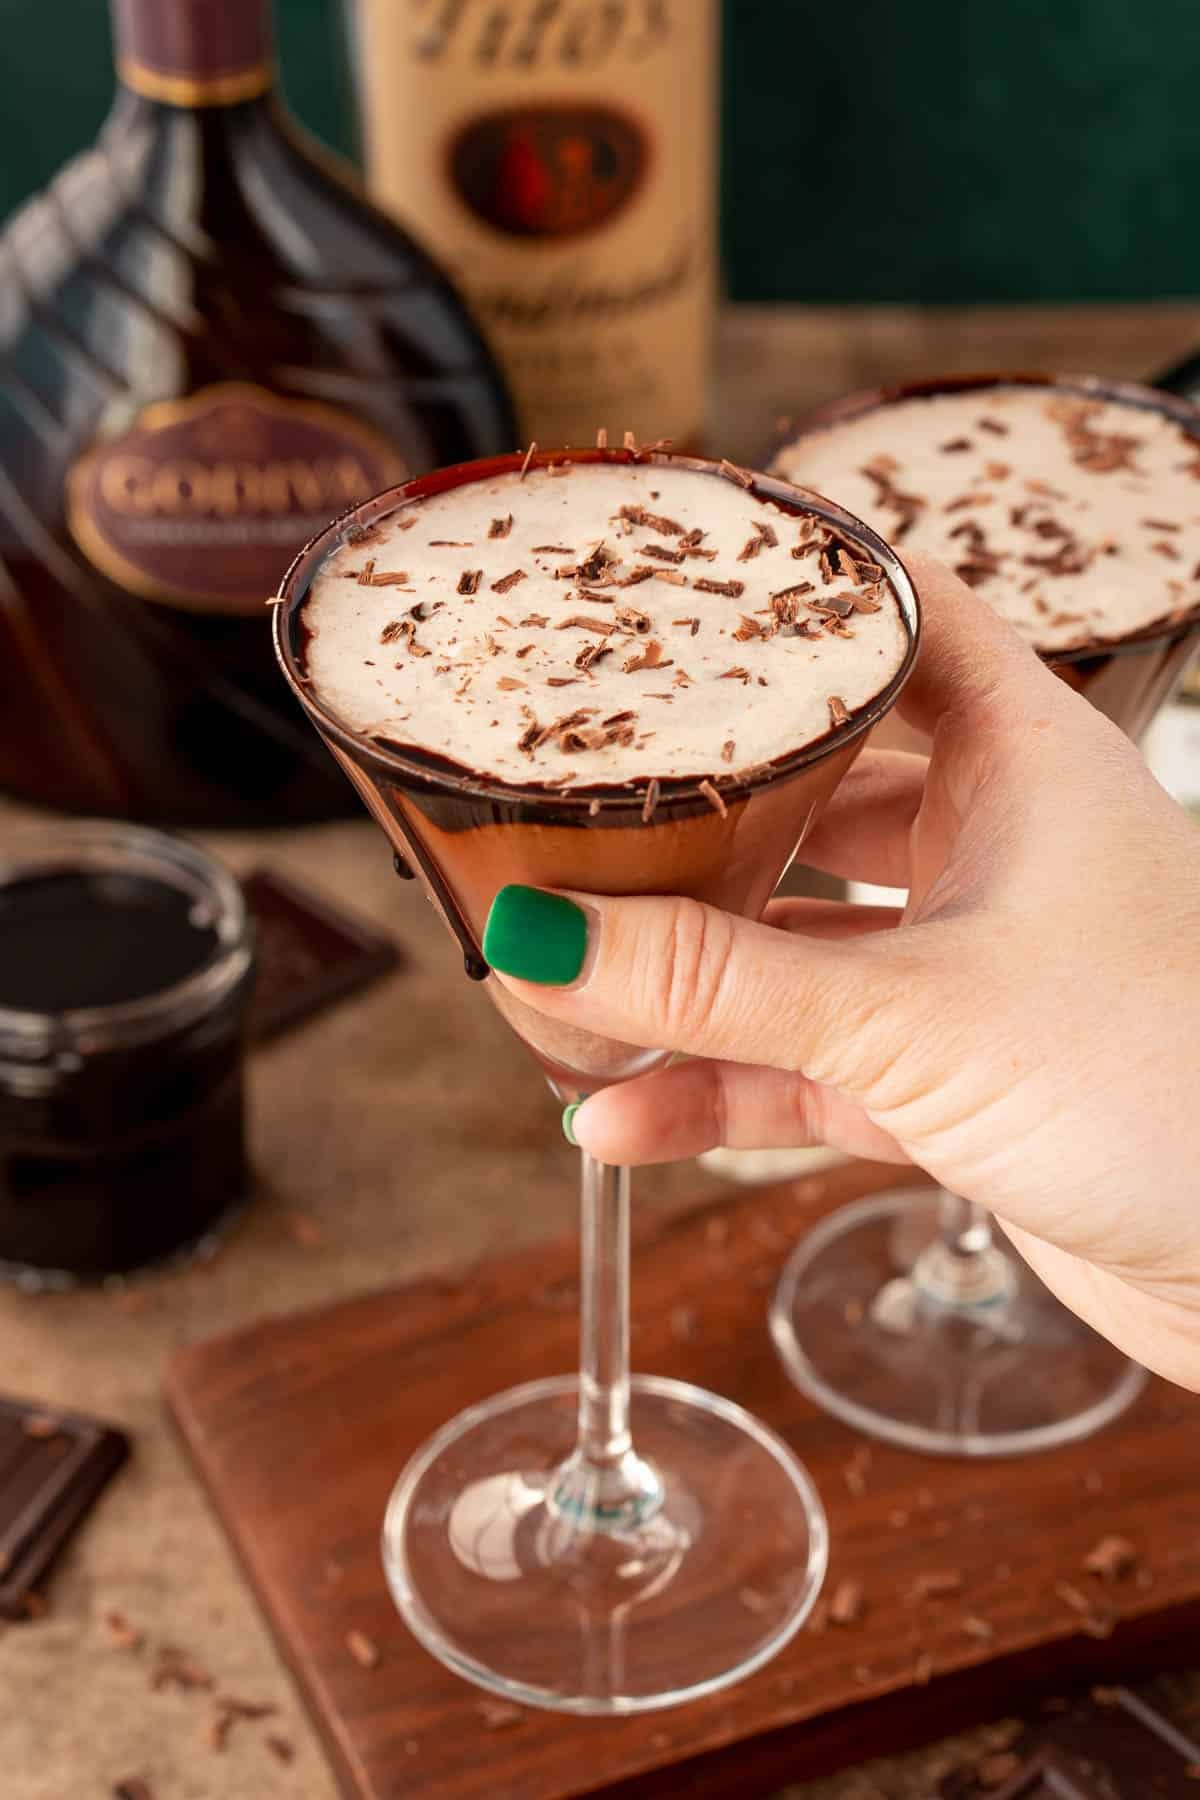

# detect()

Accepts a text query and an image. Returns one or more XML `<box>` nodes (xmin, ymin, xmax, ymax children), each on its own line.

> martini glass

<box><xmin>274</xmin><ymin>446</ymin><xmax>920</xmax><ymax>1713</ymax></box>
<box><xmin>769</xmin><ymin>373</ymin><xmax>1200</xmax><ymax>1457</ymax></box>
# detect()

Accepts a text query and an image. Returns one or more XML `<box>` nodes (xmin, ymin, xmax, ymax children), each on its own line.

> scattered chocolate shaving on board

<box><xmin>457</xmin><ymin>570</ymin><xmax>483</xmax><ymax>595</ymax></box>
<box><xmin>105</xmin><ymin>1611</ymin><xmax>143</xmax><ymax>1651</ymax></box>
<box><xmin>519</xmin><ymin>441</ymin><xmax>538</xmax><ymax>479</ymax></box>
<box><xmin>1083</xmin><ymin>1535</ymin><xmax>1138</xmax><ymax>1582</ymax></box>
<box><xmin>491</xmin><ymin>569</ymin><xmax>526</xmax><ymax>593</ymax></box>
<box><xmin>961</xmin><ymin>1614</ymin><xmax>995</xmax><ymax>1643</ymax></box>
<box><xmin>830</xmin><ymin>1579</ymin><xmax>865</xmax><ymax>1625</ymax></box>
<box><xmin>909</xmin><ymin>1569</ymin><xmax>964</xmax><ymax>1602</ymax></box>
<box><xmin>641</xmin><ymin>779</ymin><xmax>661</xmax><ymax>823</ymax></box>
<box><xmin>698</xmin><ymin>779</ymin><xmax>728</xmax><ymax>817</ymax></box>
<box><xmin>693</xmin><ymin>577</ymin><xmax>745</xmax><ymax>598</ymax></box>
<box><xmin>619</xmin><ymin>503</ymin><xmax>683</xmax><ymax>536</ymax></box>
<box><xmin>827</xmin><ymin>696</ymin><xmax>851</xmax><ymax>728</ymax></box>
<box><xmin>489</xmin><ymin>515</ymin><xmax>513</xmax><ymax>539</ymax></box>
<box><xmin>345</xmin><ymin>1630</ymin><xmax>380</xmax><ymax>1669</ymax></box>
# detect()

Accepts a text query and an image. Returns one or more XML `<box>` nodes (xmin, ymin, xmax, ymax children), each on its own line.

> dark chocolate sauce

<box><xmin>0</xmin><ymin>871</ymin><xmax>219</xmax><ymax>1013</ymax></box>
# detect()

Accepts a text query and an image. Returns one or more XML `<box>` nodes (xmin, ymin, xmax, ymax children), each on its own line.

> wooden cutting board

<box><xmin>166</xmin><ymin>1162</ymin><xmax>1200</xmax><ymax>1800</ymax></box>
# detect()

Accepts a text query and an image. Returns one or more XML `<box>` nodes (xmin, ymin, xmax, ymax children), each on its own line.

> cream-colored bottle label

<box><xmin>356</xmin><ymin>0</ymin><xmax>717</xmax><ymax>449</ymax></box>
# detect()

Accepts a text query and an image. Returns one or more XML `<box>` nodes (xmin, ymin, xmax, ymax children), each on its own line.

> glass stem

<box><xmin>911</xmin><ymin>1188</ymin><xmax>1016</xmax><ymax>1308</ymax></box>
<box><xmin>553</xmin><ymin>1152</ymin><xmax>663</xmax><ymax>1530</ymax></box>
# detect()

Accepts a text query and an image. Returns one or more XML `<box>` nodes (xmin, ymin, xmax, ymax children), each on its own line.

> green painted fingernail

<box><xmin>562</xmin><ymin>1102</ymin><xmax>584</xmax><ymax>1146</ymax></box>
<box><xmin>482</xmin><ymin>884</ymin><xmax>588</xmax><ymax>985</ymax></box>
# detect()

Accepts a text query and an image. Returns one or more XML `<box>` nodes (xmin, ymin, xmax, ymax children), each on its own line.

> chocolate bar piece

<box><xmin>243</xmin><ymin>869</ymin><xmax>401</xmax><ymax>1043</ymax></box>
<box><xmin>0</xmin><ymin>1397</ymin><xmax>129</xmax><ymax>1619</ymax></box>
<box><xmin>943</xmin><ymin>1686</ymin><xmax>1200</xmax><ymax>1797</ymax></box>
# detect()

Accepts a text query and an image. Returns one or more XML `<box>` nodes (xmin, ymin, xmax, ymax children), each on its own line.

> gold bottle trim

<box><xmin>117</xmin><ymin>57</ymin><xmax>273</xmax><ymax>107</ymax></box>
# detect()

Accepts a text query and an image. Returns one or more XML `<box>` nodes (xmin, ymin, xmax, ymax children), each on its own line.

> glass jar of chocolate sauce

<box><xmin>0</xmin><ymin>823</ymin><xmax>255</xmax><ymax>1286</ymax></box>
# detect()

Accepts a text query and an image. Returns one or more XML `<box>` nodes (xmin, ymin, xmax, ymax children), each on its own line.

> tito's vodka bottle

<box><xmin>352</xmin><ymin>0</ymin><xmax>718</xmax><ymax>449</ymax></box>
<box><xmin>0</xmin><ymin>0</ymin><xmax>515</xmax><ymax>824</ymax></box>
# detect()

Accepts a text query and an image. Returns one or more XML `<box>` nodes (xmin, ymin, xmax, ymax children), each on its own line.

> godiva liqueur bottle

<box><xmin>0</xmin><ymin>0</ymin><xmax>516</xmax><ymax>824</ymax></box>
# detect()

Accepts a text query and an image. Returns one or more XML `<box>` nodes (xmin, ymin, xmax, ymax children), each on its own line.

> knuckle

<box><xmin>644</xmin><ymin>898</ymin><xmax>736</xmax><ymax>1049</ymax></box>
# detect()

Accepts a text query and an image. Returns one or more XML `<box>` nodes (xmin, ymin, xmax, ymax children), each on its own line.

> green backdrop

<box><xmin>2</xmin><ymin>0</ymin><xmax>1199</xmax><ymax>303</ymax></box>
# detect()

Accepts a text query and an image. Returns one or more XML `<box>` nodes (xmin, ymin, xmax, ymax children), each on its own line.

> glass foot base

<box><xmin>770</xmin><ymin>1189</ymin><xmax>1148</xmax><ymax>1457</ymax></box>
<box><xmin>382</xmin><ymin>1373</ymin><xmax>828</xmax><ymax>1714</ymax></box>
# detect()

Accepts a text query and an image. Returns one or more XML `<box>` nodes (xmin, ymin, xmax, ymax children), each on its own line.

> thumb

<box><xmin>482</xmin><ymin>884</ymin><xmax>940</xmax><ymax>1095</ymax></box>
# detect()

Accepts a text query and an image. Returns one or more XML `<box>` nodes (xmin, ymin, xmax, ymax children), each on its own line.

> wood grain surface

<box><xmin>167</xmin><ymin>1160</ymin><xmax>1200</xmax><ymax>1800</ymax></box>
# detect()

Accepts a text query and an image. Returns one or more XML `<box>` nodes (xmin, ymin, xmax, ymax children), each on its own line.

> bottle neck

<box><xmin>110</xmin><ymin>0</ymin><xmax>274</xmax><ymax>109</ymax></box>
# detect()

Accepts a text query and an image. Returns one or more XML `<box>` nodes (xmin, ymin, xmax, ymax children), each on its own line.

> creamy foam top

<box><xmin>301</xmin><ymin>461</ymin><xmax>909</xmax><ymax>789</ymax></box>
<box><xmin>772</xmin><ymin>386</ymin><xmax>1200</xmax><ymax>654</ymax></box>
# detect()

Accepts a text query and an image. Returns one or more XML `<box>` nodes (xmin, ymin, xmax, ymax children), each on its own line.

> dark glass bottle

<box><xmin>0</xmin><ymin>0</ymin><xmax>516</xmax><ymax>826</ymax></box>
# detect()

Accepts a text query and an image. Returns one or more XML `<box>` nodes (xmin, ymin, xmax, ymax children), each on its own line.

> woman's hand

<box><xmin>483</xmin><ymin>555</ymin><xmax>1200</xmax><ymax>1391</ymax></box>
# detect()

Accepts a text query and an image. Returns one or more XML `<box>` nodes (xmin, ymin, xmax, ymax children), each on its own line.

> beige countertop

<box><xmin>2</xmin><ymin>302</ymin><xmax>1199</xmax><ymax>1800</ymax></box>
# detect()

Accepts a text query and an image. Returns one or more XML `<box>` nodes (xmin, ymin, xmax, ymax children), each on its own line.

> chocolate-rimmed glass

<box><xmin>769</xmin><ymin>373</ymin><xmax>1200</xmax><ymax>1457</ymax></box>
<box><xmin>274</xmin><ymin>446</ymin><xmax>919</xmax><ymax>1713</ymax></box>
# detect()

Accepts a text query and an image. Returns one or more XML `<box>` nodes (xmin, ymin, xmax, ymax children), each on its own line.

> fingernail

<box><xmin>482</xmin><ymin>884</ymin><xmax>588</xmax><ymax>986</ymax></box>
<box><xmin>562</xmin><ymin>1101</ymin><xmax>584</xmax><ymax>1146</ymax></box>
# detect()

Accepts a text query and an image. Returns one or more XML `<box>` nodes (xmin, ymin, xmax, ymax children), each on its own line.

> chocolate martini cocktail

<box><xmin>768</xmin><ymin>375</ymin><xmax>1200</xmax><ymax>1457</ymax></box>
<box><xmin>274</xmin><ymin>445</ymin><xmax>919</xmax><ymax>1712</ymax></box>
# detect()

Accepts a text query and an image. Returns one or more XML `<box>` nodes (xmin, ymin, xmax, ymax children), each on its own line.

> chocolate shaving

<box><xmin>379</xmin><ymin>620</ymin><xmax>406</xmax><ymax>643</ymax></box>
<box><xmin>830</xmin><ymin>1579</ymin><xmax>866</xmax><ymax>1625</ymax></box>
<box><xmin>860</xmin><ymin>464</ymin><xmax>926</xmax><ymax>539</ymax></box>
<box><xmin>619</xmin><ymin>504</ymin><xmax>684</xmax><ymax>537</ymax></box>
<box><xmin>575</xmin><ymin>641</ymin><xmax>612</xmax><ymax>672</ymax></box>
<box><xmin>721</xmin><ymin>740</ymin><xmax>735</xmax><ymax>763</ymax></box>
<box><xmin>519</xmin><ymin>441</ymin><xmax>538</xmax><ymax>479</ymax></box>
<box><xmin>576</xmin><ymin>586</ymin><xmax>618</xmax><ymax>605</ymax></box>
<box><xmin>1143</xmin><ymin>517</ymin><xmax>1181</xmax><ymax>530</ymax></box>
<box><xmin>719</xmin><ymin>459</ymin><xmax>755</xmax><ymax>489</ymax></box>
<box><xmin>491</xmin><ymin>569</ymin><xmax>527</xmax><ymax>593</ymax></box>
<box><xmin>428</xmin><ymin>540</ymin><xmax>472</xmax><ymax>547</ymax></box>
<box><xmin>639</xmin><ymin>543</ymin><xmax>684</xmax><ymax>564</ymax></box>
<box><xmin>496</xmin><ymin>676</ymin><xmax>525</xmax><ymax>691</ymax></box>
<box><xmin>732</xmin><ymin>615</ymin><xmax>767</xmax><ymax>641</ymax></box>
<box><xmin>557</xmin><ymin>614</ymin><xmax>615</xmax><ymax>635</ymax></box>
<box><xmin>1152</xmin><ymin>539</ymin><xmax>1181</xmax><ymax>560</ymax></box>
<box><xmin>693</xmin><ymin>577</ymin><xmax>745</xmax><ymax>598</ymax></box>
<box><xmin>619</xmin><ymin>566</ymin><xmax>657</xmax><ymax>586</ymax></box>
<box><xmin>940</xmin><ymin>436</ymin><xmax>973</xmax><ymax>452</ymax></box>
<box><xmin>848</xmin><ymin>591</ymin><xmax>882</xmax><ymax>613</ymax></box>
<box><xmin>771</xmin><ymin>581</ymin><xmax>814</xmax><ymax>601</ymax></box>
<box><xmin>827</xmin><ymin>696</ymin><xmax>851</xmax><ymax>728</ymax></box>
<box><xmin>489</xmin><ymin>515</ymin><xmax>513</xmax><ymax>538</ymax></box>
<box><xmin>985</xmin><ymin>460</ymin><xmax>1011</xmax><ymax>480</ymax></box>
<box><xmin>457</xmin><ymin>570</ymin><xmax>483</xmax><ymax>595</ymax></box>
<box><xmin>1083</xmin><ymin>1535</ymin><xmax>1138</xmax><ymax>1582</ymax></box>
<box><xmin>614</xmin><ymin>605</ymin><xmax>652</xmax><ymax>635</ymax></box>
<box><xmin>602</xmin><ymin>709</ymin><xmax>636</xmax><ymax>725</ymax></box>
<box><xmin>641</xmin><ymin>779</ymin><xmax>661</xmax><ymax>823</ymax></box>
<box><xmin>345</xmin><ymin>1629</ymin><xmax>380</xmax><ymax>1669</ymax></box>
<box><xmin>531</xmin><ymin>544</ymin><xmax>575</xmax><ymax>554</ymax></box>
<box><xmin>361</xmin><ymin>568</ymin><xmax>411</xmax><ymax>586</ymax></box>
<box><xmin>518</xmin><ymin>613</ymin><xmax>549</xmax><ymax>628</ymax></box>
<box><xmin>738</xmin><ymin>534</ymin><xmax>766</xmax><ymax>562</ymax></box>
<box><xmin>560</xmin><ymin>726</ymin><xmax>609</xmax><ymax>753</ymax></box>
<box><xmin>909</xmin><ymin>1569</ymin><xmax>964</xmax><ymax>1602</ymax></box>
<box><xmin>578</xmin><ymin>542</ymin><xmax>619</xmax><ymax>583</ymax></box>
<box><xmin>623</xmin><ymin>639</ymin><xmax>671</xmax><ymax>673</ymax></box>
<box><xmin>836</xmin><ymin>548</ymin><xmax>861</xmax><ymax>581</ymax></box>
<box><xmin>546</xmin><ymin>677</ymin><xmax>579</xmax><ymax>687</ymax></box>
<box><xmin>978</xmin><ymin>416</ymin><xmax>1009</xmax><ymax>434</ymax></box>
<box><xmin>810</xmin><ymin>594</ymin><xmax>856</xmax><ymax>619</ymax></box>
<box><xmin>718</xmin><ymin>666</ymin><xmax>752</xmax><ymax>683</ymax></box>
<box><xmin>698</xmin><ymin>779</ymin><xmax>728</xmax><ymax>817</ymax></box>
<box><xmin>818</xmin><ymin>548</ymin><xmax>837</xmax><ymax>584</ymax></box>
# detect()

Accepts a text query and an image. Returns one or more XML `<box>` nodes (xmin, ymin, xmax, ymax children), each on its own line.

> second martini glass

<box><xmin>274</xmin><ymin>445</ymin><xmax>920</xmax><ymax>1713</ymax></box>
<box><xmin>769</xmin><ymin>373</ymin><xmax>1200</xmax><ymax>1456</ymax></box>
